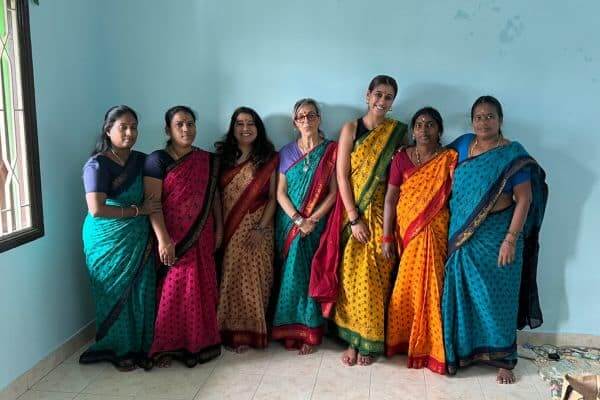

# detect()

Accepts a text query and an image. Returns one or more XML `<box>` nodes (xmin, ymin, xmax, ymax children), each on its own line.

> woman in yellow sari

<box><xmin>382</xmin><ymin>107</ymin><xmax>457</xmax><ymax>374</ymax></box>
<box><xmin>313</xmin><ymin>75</ymin><xmax>407</xmax><ymax>366</ymax></box>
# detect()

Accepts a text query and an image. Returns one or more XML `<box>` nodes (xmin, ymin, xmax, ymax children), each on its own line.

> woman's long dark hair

<box><xmin>92</xmin><ymin>105</ymin><xmax>138</xmax><ymax>155</ymax></box>
<box><xmin>215</xmin><ymin>106</ymin><xmax>275</xmax><ymax>169</ymax></box>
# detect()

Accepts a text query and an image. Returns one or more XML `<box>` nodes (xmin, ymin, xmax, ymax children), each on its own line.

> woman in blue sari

<box><xmin>272</xmin><ymin>98</ymin><xmax>337</xmax><ymax>355</ymax></box>
<box><xmin>442</xmin><ymin>96</ymin><xmax>548</xmax><ymax>383</ymax></box>
<box><xmin>80</xmin><ymin>106</ymin><xmax>161</xmax><ymax>371</ymax></box>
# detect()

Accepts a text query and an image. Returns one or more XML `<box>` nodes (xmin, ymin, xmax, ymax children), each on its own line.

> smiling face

<box><xmin>107</xmin><ymin>113</ymin><xmax>138</xmax><ymax>150</ymax></box>
<box><xmin>412</xmin><ymin>113</ymin><xmax>441</xmax><ymax>146</ymax></box>
<box><xmin>233</xmin><ymin>112</ymin><xmax>258</xmax><ymax>147</ymax></box>
<box><xmin>167</xmin><ymin>111</ymin><xmax>196</xmax><ymax>148</ymax></box>
<box><xmin>472</xmin><ymin>103</ymin><xmax>502</xmax><ymax>140</ymax></box>
<box><xmin>366</xmin><ymin>84</ymin><xmax>395</xmax><ymax>116</ymax></box>
<box><xmin>293</xmin><ymin>103</ymin><xmax>321</xmax><ymax>137</ymax></box>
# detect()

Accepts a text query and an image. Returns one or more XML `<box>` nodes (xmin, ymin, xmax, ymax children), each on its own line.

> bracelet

<box><xmin>120</xmin><ymin>205</ymin><xmax>124</xmax><ymax>218</ymax></box>
<box><xmin>503</xmin><ymin>238</ymin><xmax>516</xmax><ymax>246</ymax></box>
<box><xmin>349</xmin><ymin>216</ymin><xmax>361</xmax><ymax>226</ymax></box>
<box><xmin>506</xmin><ymin>230</ymin><xmax>521</xmax><ymax>238</ymax></box>
<box><xmin>131</xmin><ymin>204</ymin><xmax>139</xmax><ymax>217</ymax></box>
<box><xmin>293</xmin><ymin>216</ymin><xmax>304</xmax><ymax>227</ymax></box>
<box><xmin>381</xmin><ymin>235</ymin><xmax>395</xmax><ymax>244</ymax></box>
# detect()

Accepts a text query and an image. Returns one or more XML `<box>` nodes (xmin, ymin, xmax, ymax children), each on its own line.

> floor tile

<box><xmin>311</xmin><ymin>375</ymin><xmax>370</xmax><ymax>400</ymax></box>
<box><xmin>264</xmin><ymin>350</ymin><xmax>322</xmax><ymax>379</ymax></box>
<box><xmin>32</xmin><ymin>363</ymin><xmax>107</xmax><ymax>393</ymax></box>
<box><xmin>370</xmin><ymin>357</ymin><xmax>425</xmax><ymax>385</ymax></box>
<box><xmin>192</xmin><ymin>370</ymin><xmax>261</xmax><ymax>400</ymax></box>
<box><xmin>369</xmin><ymin>382</ymin><xmax>426</xmax><ymax>400</ymax></box>
<box><xmin>253</xmin><ymin>374</ymin><xmax>315</xmax><ymax>400</ymax></box>
<box><xmin>74</xmin><ymin>394</ymin><xmax>134</xmax><ymax>400</ymax></box>
<box><xmin>17</xmin><ymin>391</ymin><xmax>76</xmax><ymax>400</ymax></box>
<box><xmin>80</xmin><ymin>368</ymin><xmax>146</xmax><ymax>397</ymax></box>
<box><xmin>427</xmin><ymin>383</ymin><xmax>485</xmax><ymax>400</ymax></box>
<box><xmin>135</xmin><ymin>363</ymin><xmax>212</xmax><ymax>400</ymax></box>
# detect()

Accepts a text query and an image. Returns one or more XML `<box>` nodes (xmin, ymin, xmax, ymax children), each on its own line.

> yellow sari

<box><xmin>385</xmin><ymin>148</ymin><xmax>457</xmax><ymax>374</ymax></box>
<box><xmin>333</xmin><ymin>118</ymin><xmax>406</xmax><ymax>356</ymax></box>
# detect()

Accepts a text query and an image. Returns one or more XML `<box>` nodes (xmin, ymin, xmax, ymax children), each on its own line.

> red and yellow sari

<box><xmin>386</xmin><ymin>148</ymin><xmax>457</xmax><ymax>374</ymax></box>
<box><xmin>149</xmin><ymin>149</ymin><xmax>221</xmax><ymax>363</ymax></box>
<box><xmin>217</xmin><ymin>155</ymin><xmax>278</xmax><ymax>349</ymax></box>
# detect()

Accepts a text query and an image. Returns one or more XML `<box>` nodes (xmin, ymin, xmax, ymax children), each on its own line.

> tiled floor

<box><xmin>18</xmin><ymin>340</ymin><xmax>554</xmax><ymax>400</ymax></box>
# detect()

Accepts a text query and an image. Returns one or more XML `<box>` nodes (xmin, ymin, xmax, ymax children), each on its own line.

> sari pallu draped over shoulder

<box><xmin>313</xmin><ymin>119</ymin><xmax>406</xmax><ymax>356</ymax></box>
<box><xmin>217</xmin><ymin>154</ymin><xmax>278</xmax><ymax>349</ymax></box>
<box><xmin>442</xmin><ymin>139</ymin><xmax>548</xmax><ymax>374</ymax></box>
<box><xmin>272</xmin><ymin>140</ymin><xmax>337</xmax><ymax>349</ymax></box>
<box><xmin>386</xmin><ymin>149</ymin><xmax>457</xmax><ymax>375</ymax></box>
<box><xmin>150</xmin><ymin>149</ymin><xmax>221</xmax><ymax>363</ymax></box>
<box><xmin>80</xmin><ymin>159</ymin><xmax>156</xmax><ymax>368</ymax></box>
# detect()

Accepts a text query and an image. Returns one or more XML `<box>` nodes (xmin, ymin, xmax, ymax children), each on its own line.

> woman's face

<box><xmin>366</xmin><ymin>84</ymin><xmax>395</xmax><ymax>116</ymax></box>
<box><xmin>412</xmin><ymin>114</ymin><xmax>441</xmax><ymax>146</ymax></box>
<box><xmin>233</xmin><ymin>112</ymin><xmax>258</xmax><ymax>147</ymax></box>
<box><xmin>472</xmin><ymin>103</ymin><xmax>502</xmax><ymax>140</ymax></box>
<box><xmin>293</xmin><ymin>104</ymin><xmax>320</xmax><ymax>137</ymax></box>
<box><xmin>107</xmin><ymin>113</ymin><xmax>138</xmax><ymax>150</ymax></box>
<box><xmin>167</xmin><ymin>111</ymin><xmax>196</xmax><ymax>147</ymax></box>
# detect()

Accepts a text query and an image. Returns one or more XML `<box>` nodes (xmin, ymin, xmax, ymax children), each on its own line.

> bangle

<box><xmin>293</xmin><ymin>215</ymin><xmax>304</xmax><ymax>227</ymax></box>
<box><xmin>381</xmin><ymin>235</ymin><xmax>395</xmax><ymax>244</ymax></box>
<box><xmin>506</xmin><ymin>230</ymin><xmax>521</xmax><ymax>238</ymax></box>
<box><xmin>131</xmin><ymin>204</ymin><xmax>139</xmax><ymax>217</ymax></box>
<box><xmin>120</xmin><ymin>206</ymin><xmax>124</xmax><ymax>218</ymax></box>
<box><xmin>503</xmin><ymin>238</ymin><xmax>515</xmax><ymax>246</ymax></box>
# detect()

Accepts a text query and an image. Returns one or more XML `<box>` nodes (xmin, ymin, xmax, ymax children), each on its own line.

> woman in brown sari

<box><xmin>216</xmin><ymin>107</ymin><xmax>278</xmax><ymax>352</ymax></box>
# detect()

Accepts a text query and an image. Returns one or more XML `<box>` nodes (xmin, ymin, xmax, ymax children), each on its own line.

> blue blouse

<box><xmin>83</xmin><ymin>151</ymin><xmax>145</xmax><ymax>195</ymax></box>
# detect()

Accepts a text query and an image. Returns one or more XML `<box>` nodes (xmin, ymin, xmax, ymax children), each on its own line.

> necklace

<box><xmin>414</xmin><ymin>146</ymin><xmax>441</xmax><ymax>166</ymax></box>
<box><xmin>469</xmin><ymin>135</ymin><xmax>501</xmax><ymax>158</ymax></box>
<box><xmin>110</xmin><ymin>148</ymin><xmax>127</xmax><ymax>165</ymax></box>
<box><xmin>298</xmin><ymin>138</ymin><xmax>322</xmax><ymax>172</ymax></box>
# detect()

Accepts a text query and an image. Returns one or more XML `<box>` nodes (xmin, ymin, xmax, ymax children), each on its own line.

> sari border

<box><xmin>335</xmin><ymin>325</ymin><xmax>384</xmax><ymax>356</ymax></box>
<box><xmin>446</xmin><ymin>343</ymin><xmax>518</xmax><ymax>374</ymax></box>
<box><xmin>222</xmin><ymin>155</ymin><xmax>278</xmax><ymax>248</ymax></box>
<box><xmin>96</xmin><ymin>234</ymin><xmax>154</xmax><ymax>342</ymax></box>
<box><xmin>385</xmin><ymin>342</ymin><xmax>446</xmax><ymax>374</ymax></box>
<box><xmin>271</xmin><ymin>324</ymin><xmax>324</xmax><ymax>346</ymax></box>
<box><xmin>174</xmin><ymin>153</ymin><xmax>220</xmax><ymax>259</ymax></box>
<box><xmin>448</xmin><ymin>156</ymin><xmax>537</xmax><ymax>255</ymax></box>
<box><xmin>220</xmin><ymin>329</ymin><xmax>268</xmax><ymax>349</ymax></box>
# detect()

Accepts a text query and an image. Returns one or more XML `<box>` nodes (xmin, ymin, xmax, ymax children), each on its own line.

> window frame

<box><xmin>0</xmin><ymin>0</ymin><xmax>43</xmax><ymax>253</ymax></box>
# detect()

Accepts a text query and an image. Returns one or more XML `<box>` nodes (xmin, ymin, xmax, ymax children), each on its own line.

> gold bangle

<box><xmin>506</xmin><ymin>230</ymin><xmax>521</xmax><ymax>238</ymax></box>
<box><xmin>120</xmin><ymin>206</ymin><xmax>124</xmax><ymax>218</ymax></box>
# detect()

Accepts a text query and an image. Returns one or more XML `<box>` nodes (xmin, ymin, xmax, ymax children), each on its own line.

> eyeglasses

<box><xmin>294</xmin><ymin>112</ymin><xmax>319</xmax><ymax>122</ymax></box>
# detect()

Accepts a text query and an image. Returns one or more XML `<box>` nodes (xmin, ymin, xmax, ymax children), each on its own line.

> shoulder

<box><xmin>448</xmin><ymin>133</ymin><xmax>474</xmax><ymax>149</ymax></box>
<box><xmin>280</xmin><ymin>141</ymin><xmax>298</xmax><ymax>155</ymax></box>
<box><xmin>83</xmin><ymin>154</ymin><xmax>107</xmax><ymax>171</ymax></box>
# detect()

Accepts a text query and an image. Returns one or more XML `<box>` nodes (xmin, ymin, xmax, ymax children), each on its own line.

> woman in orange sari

<box><xmin>216</xmin><ymin>107</ymin><xmax>278</xmax><ymax>352</ymax></box>
<box><xmin>382</xmin><ymin>107</ymin><xmax>457</xmax><ymax>374</ymax></box>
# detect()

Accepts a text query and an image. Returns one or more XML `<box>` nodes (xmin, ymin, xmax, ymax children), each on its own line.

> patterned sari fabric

<box><xmin>325</xmin><ymin>119</ymin><xmax>406</xmax><ymax>356</ymax></box>
<box><xmin>386</xmin><ymin>149</ymin><xmax>457</xmax><ymax>374</ymax></box>
<box><xmin>272</xmin><ymin>140</ymin><xmax>337</xmax><ymax>349</ymax></box>
<box><xmin>150</xmin><ymin>149</ymin><xmax>221</xmax><ymax>363</ymax></box>
<box><xmin>218</xmin><ymin>155</ymin><xmax>278</xmax><ymax>349</ymax></box>
<box><xmin>80</xmin><ymin>162</ymin><xmax>155</xmax><ymax>367</ymax></box>
<box><xmin>442</xmin><ymin>138</ymin><xmax>547</xmax><ymax>374</ymax></box>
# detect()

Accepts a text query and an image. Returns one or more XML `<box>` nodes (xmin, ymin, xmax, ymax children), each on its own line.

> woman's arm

<box><xmin>276</xmin><ymin>172</ymin><xmax>298</xmax><ymax>218</ymax></box>
<box><xmin>382</xmin><ymin>184</ymin><xmax>400</xmax><ymax>260</ymax></box>
<box><xmin>498</xmin><ymin>180</ymin><xmax>532</xmax><ymax>266</ymax></box>
<box><xmin>86</xmin><ymin>192</ymin><xmax>137</xmax><ymax>218</ymax></box>
<box><xmin>144</xmin><ymin>176</ymin><xmax>175</xmax><ymax>266</ymax></box>
<box><xmin>336</xmin><ymin>122</ymin><xmax>358</xmax><ymax>220</ymax></box>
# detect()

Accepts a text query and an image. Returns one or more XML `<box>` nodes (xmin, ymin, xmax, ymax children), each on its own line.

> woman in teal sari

<box><xmin>442</xmin><ymin>96</ymin><xmax>548</xmax><ymax>383</ymax></box>
<box><xmin>272</xmin><ymin>98</ymin><xmax>337</xmax><ymax>355</ymax></box>
<box><xmin>80</xmin><ymin>106</ymin><xmax>161</xmax><ymax>371</ymax></box>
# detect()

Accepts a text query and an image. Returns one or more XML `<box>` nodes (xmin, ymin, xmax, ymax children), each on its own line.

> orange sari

<box><xmin>385</xmin><ymin>148</ymin><xmax>457</xmax><ymax>374</ymax></box>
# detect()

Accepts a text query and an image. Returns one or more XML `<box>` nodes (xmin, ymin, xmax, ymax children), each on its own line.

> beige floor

<box><xmin>18</xmin><ymin>339</ymin><xmax>553</xmax><ymax>400</ymax></box>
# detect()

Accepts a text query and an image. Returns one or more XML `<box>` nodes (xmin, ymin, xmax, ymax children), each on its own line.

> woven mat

<box><xmin>519</xmin><ymin>344</ymin><xmax>600</xmax><ymax>399</ymax></box>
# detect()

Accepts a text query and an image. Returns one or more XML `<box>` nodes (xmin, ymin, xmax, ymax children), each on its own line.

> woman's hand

<box><xmin>140</xmin><ymin>195</ymin><xmax>162</xmax><ymax>215</ymax></box>
<box><xmin>498</xmin><ymin>239</ymin><xmax>516</xmax><ymax>267</ymax></box>
<box><xmin>158</xmin><ymin>239</ymin><xmax>176</xmax><ymax>266</ymax></box>
<box><xmin>299</xmin><ymin>217</ymin><xmax>318</xmax><ymax>237</ymax></box>
<box><xmin>382</xmin><ymin>242</ymin><xmax>397</xmax><ymax>260</ymax></box>
<box><xmin>350</xmin><ymin>219</ymin><xmax>370</xmax><ymax>244</ymax></box>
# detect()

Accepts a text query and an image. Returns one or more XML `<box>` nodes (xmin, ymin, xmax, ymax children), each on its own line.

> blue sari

<box><xmin>442</xmin><ymin>135</ymin><xmax>547</xmax><ymax>374</ymax></box>
<box><xmin>80</xmin><ymin>153</ymin><xmax>156</xmax><ymax>368</ymax></box>
<box><xmin>272</xmin><ymin>140</ymin><xmax>336</xmax><ymax>348</ymax></box>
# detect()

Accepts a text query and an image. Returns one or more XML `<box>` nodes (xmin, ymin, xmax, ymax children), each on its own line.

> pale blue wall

<box><xmin>2</xmin><ymin>0</ymin><xmax>599</xmax><ymax>390</ymax></box>
<box><xmin>0</xmin><ymin>0</ymin><xmax>109</xmax><ymax>389</ymax></box>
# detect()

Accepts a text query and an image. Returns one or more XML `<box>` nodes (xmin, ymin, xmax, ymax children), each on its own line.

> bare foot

<box><xmin>115</xmin><ymin>359</ymin><xmax>137</xmax><ymax>372</ymax></box>
<box><xmin>298</xmin><ymin>344</ymin><xmax>314</xmax><ymax>355</ymax></box>
<box><xmin>235</xmin><ymin>345</ymin><xmax>250</xmax><ymax>354</ymax></box>
<box><xmin>341</xmin><ymin>347</ymin><xmax>357</xmax><ymax>366</ymax></box>
<box><xmin>156</xmin><ymin>356</ymin><xmax>172</xmax><ymax>368</ymax></box>
<box><xmin>496</xmin><ymin>368</ymin><xmax>515</xmax><ymax>384</ymax></box>
<box><xmin>357</xmin><ymin>353</ymin><xmax>374</xmax><ymax>366</ymax></box>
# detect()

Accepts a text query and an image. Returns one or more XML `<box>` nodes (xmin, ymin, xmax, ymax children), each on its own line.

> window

<box><xmin>0</xmin><ymin>0</ymin><xmax>42</xmax><ymax>253</ymax></box>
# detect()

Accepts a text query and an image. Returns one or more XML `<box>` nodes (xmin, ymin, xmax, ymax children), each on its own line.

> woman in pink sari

<box><xmin>144</xmin><ymin>105</ymin><xmax>222</xmax><ymax>367</ymax></box>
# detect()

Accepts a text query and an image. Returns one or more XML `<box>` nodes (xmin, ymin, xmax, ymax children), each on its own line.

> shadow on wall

<box><xmin>510</xmin><ymin>120</ymin><xmax>597</xmax><ymax>332</ymax></box>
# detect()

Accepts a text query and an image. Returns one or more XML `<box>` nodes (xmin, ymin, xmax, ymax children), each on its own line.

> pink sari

<box><xmin>149</xmin><ymin>149</ymin><xmax>221</xmax><ymax>364</ymax></box>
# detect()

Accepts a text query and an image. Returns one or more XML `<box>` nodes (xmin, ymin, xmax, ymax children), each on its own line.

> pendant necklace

<box><xmin>110</xmin><ymin>148</ymin><xmax>126</xmax><ymax>166</ymax></box>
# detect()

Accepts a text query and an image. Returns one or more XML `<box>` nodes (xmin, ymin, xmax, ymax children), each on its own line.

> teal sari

<box><xmin>80</xmin><ymin>157</ymin><xmax>155</xmax><ymax>368</ymax></box>
<box><xmin>272</xmin><ymin>140</ymin><xmax>336</xmax><ymax>348</ymax></box>
<box><xmin>442</xmin><ymin>135</ymin><xmax>547</xmax><ymax>374</ymax></box>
